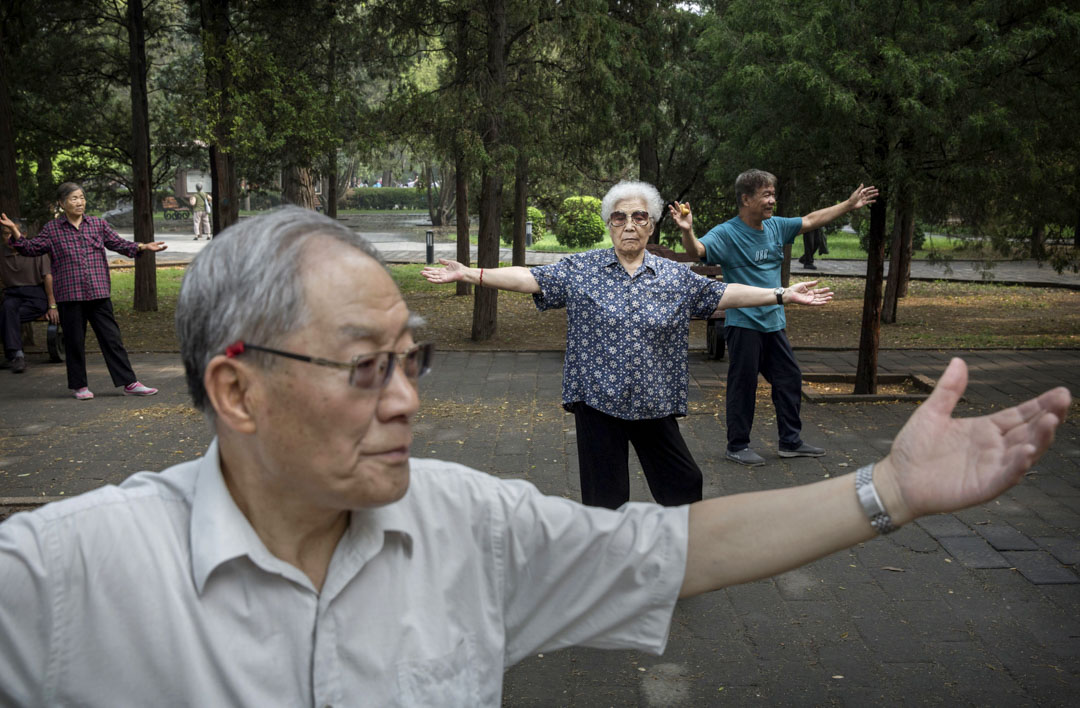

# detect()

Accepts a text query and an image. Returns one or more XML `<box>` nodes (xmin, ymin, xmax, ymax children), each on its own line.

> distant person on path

<box><xmin>798</xmin><ymin>226</ymin><xmax>828</xmax><ymax>269</ymax></box>
<box><xmin>0</xmin><ymin>207</ymin><xmax>1069</xmax><ymax>706</ymax></box>
<box><xmin>677</xmin><ymin>170</ymin><xmax>878</xmax><ymax>467</ymax></box>
<box><xmin>423</xmin><ymin>181</ymin><xmax>834</xmax><ymax>509</ymax></box>
<box><xmin>7</xmin><ymin>182</ymin><xmax>167</xmax><ymax>399</ymax></box>
<box><xmin>0</xmin><ymin>214</ymin><xmax>57</xmax><ymax>373</ymax></box>
<box><xmin>189</xmin><ymin>183</ymin><xmax>212</xmax><ymax>240</ymax></box>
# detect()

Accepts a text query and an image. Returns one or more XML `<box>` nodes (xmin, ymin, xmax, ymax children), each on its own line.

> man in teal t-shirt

<box><xmin>675</xmin><ymin>169</ymin><xmax>877</xmax><ymax>466</ymax></box>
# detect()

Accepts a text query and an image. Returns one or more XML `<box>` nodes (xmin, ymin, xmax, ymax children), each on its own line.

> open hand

<box><xmin>0</xmin><ymin>212</ymin><xmax>20</xmax><ymax>241</ymax></box>
<box><xmin>878</xmin><ymin>358</ymin><xmax>1070</xmax><ymax>523</ymax></box>
<box><xmin>847</xmin><ymin>184</ymin><xmax>878</xmax><ymax>210</ymax></box>
<box><xmin>421</xmin><ymin>258</ymin><xmax>467</xmax><ymax>284</ymax></box>
<box><xmin>143</xmin><ymin>241</ymin><xmax>168</xmax><ymax>252</ymax></box>
<box><xmin>667</xmin><ymin>202</ymin><xmax>692</xmax><ymax>232</ymax></box>
<box><xmin>787</xmin><ymin>280</ymin><xmax>833</xmax><ymax>306</ymax></box>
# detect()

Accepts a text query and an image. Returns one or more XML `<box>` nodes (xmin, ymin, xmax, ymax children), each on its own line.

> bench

<box><xmin>162</xmin><ymin>195</ymin><xmax>192</xmax><ymax>221</ymax></box>
<box><xmin>19</xmin><ymin>317</ymin><xmax>64</xmax><ymax>363</ymax></box>
<box><xmin>645</xmin><ymin>244</ymin><xmax>726</xmax><ymax>360</ymax></box>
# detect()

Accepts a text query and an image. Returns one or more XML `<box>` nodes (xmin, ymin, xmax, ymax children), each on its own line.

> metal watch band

<box><xmin>855</xmin><ymin>464</ymin><xmax>895</xmax><ymax>534</ymax></box>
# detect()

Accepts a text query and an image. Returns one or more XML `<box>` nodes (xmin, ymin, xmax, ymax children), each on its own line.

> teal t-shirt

<box><xmin>699</xmin><ymin>215</ymin><xmax>802</xmax><ymax>332</ymax></box>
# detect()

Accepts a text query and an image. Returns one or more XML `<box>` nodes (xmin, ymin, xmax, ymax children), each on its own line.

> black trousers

<box><xmin>724</xmin><ymin>326</ymin><xmax>804</xmax><ymax>452</ymax></box>
<box><xmin>57</xmin><ymin>298</ymin><xmax>137</xmax><ymax>390</ymax></box>
<box><xmin>799</xmin><ymin>228</ymin><xmax>826</xmax><ymax>264</ymax></box>
<box><xmin>572</xmin><ymin>402</ymin><xmax>703</xmax><ymax>510</ymax></box>
<box><xmin>1</xmin><ymin>285</ymin><xmax>47</xmax><ymax>357</ymax></box>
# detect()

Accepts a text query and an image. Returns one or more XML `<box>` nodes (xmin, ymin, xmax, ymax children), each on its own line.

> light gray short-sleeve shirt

<box><xmin>0</xmin><ymin>440</ymin><xmax>688</xmax><ymax>707</ymax></box>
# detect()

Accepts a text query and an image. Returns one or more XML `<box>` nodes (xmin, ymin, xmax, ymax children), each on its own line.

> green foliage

<box><xmin>501</xmin><ymin>206</ymin><xmax>547</xmax><ymax>246</ymax></box>
<box><xmin>340</xmin><ymin>188</ymin><xmax>428</xmax><ymax>211</ymax></box>
<box><xmin>856</xmin><ymin>217</ymin><xmax>928</xmax><ymax>257</ymax></box>
<box><xmin>555</xmin><ymin>196</ymin><xmax>605</xmax><ymax>249</ymax></box>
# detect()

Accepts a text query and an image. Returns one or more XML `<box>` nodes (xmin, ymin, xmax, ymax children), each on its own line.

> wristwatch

<box><xmin>855</xmin><ymin>464</ymin><xmax>895</xmax><ymax>534</ymax></box>
<box><xmin>773</xmin><ymin>287</ymin><xmax>785</xmax><ymax>305</ymax></box>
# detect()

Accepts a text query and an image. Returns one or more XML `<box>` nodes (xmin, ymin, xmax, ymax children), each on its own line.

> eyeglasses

<box><xmin>224</xmin><ymin>340</ymin><xmax>434</xmax><ymax>390</ymax></box>
<box><xmin>608</xmin><ymin>210</ymin><xmax>651</xmax><ymax>227</ymax></box>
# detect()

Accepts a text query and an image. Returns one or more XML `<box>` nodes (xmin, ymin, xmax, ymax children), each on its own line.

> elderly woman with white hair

<box><xmin>422</xmin><ymin>181</ymin><xmax>833</xmax><ymax>509</ymax></box>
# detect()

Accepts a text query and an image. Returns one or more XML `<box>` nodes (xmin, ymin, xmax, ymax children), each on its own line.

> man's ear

<box><xmin>204</xmin><ymin>355</ymin><xmax>259</xmax><ymax>434</ymax></box>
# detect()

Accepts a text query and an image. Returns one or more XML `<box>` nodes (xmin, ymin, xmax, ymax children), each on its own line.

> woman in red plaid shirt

<box><xmin>4</xmin><ymin>183</ymin><xmax>167</xmax><ymax>400</ymax></box>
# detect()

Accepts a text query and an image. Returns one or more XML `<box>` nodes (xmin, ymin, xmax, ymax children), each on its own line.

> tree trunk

<box><xmin>283</xmin><ymin>166</ymin><xmax>318</xmax><ymax>209</ymax></box>
<box><xmin>326</xmin><ymin>150</ymin><xmax>338</xmax><ymax>218</ymax></box>
<box><xmin>511</xmin><ymin>152</ymin><xmax>527</xmax><ymax>267</ymax></box>
<box><xmin>382</xmin><ymin>169</ymin><xmax>392</xmax><ymax>188</ymax></box>
<box><xmin>424</xmin><ymin>163</ymin><xmax>440</xmax><ymax>226</ymax></box>
<box><xmin>201</xmin><ymin>0</ymin><xmax>240</xmax><ymax>233</ymax></box>
<box><xmin>472</xmin><ymin>0</ymin><xmax>507</xmax><ymax>341</ymax></box>
<box><xmin>639</xmin><ymin>136</ymin><xmax>660</xmax><ymax>243</ymax></box>
<box><xmin>455</xmin><ymin>153</ymin><xmax>471</xmax><ymax>297</ymax></box>
<box><xmin>1074</xmin><ymin>209</ymin><xmax>1080</xmax><ymax>249</ymax></box>
<box><xmin>882</xmin><ymin>193</ymin><xmax>905</xmax><ymax>325</ymax></box>
<box><xmin>35</xmin><ymin>151</ymin><xmax>54</xmax><ymax>227</ymax></box>
<box><xmin>1030</xmin><ymin>222</ymin><xmax>1046</xmax><ymax>259</ymax></box>
<box><xmin>128</xmin><ymin>0</ymin><xmax>157</xmax><ymax>312</ymax></box>
<box><xmin>437</xmin><ymin>161</ymin><xmax>455</xmax><ymax>225</ymax></box>
<box><xmin>896</xmin><ymin>200</ymin><xmax>915</xmax><ymax>298</ymax></box>
<box><xmin>854</xmin><ymin>191</ymin><xmax>888</xmax><ymax>394</ymax></box>
<box><xmin>0</xmin><ymin>40</ymin><xmax>19</xmax><ymax>222</ymax></box>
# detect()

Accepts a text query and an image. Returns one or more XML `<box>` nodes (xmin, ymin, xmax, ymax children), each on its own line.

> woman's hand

<box><xmin>422</xmin><ymin>258</ymin><xmax>468</xmax><ymax>284</ymax></box>
<box><xmin>0</xmin><ymin>212</ymin><xmax>20</xmax><ymax>242</ymax></box>
<box><xmin>667</xmin><ymin>202</ymin><xmax>693</xmax><ymax>232</ymax></box>
<box><xmin>786</xmin><ymin>280</ymin><xmax>833</xmax><ymax>306</ymax></box>
<box><xmin>138</xmin><ymin>242</ymin><xmax>168</xmax><ymax>253</ymax></box>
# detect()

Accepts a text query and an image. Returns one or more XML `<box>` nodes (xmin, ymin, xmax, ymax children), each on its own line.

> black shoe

<box><xmin>726</xmin><ymin>448</ymin><xmax>766</xmax><ymax>467</ymax></box>
<box><xmin>11</xmin><ymin>355</ymin><xmax>26</xmax><ymax>373</ymax></box>
<box><xmin>778</xmin><ymin>442</ymin><xmax>825</xmax><ymax>458</ymax></box>
<box><xmin>802</xmin><ymin>261</ymin><xmax>817</xmax><ymax>269</ymax></box>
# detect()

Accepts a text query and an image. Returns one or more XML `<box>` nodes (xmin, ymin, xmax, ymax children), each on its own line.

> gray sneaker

<box><xmin>778</xmin><ymin>442</ymin><xmax>826</xmax><ymax>458</ymax></box>
<box><xmin>726</xmin><ymin>448</ymin><xmax>766</xmax><ymax>467</ymax></box>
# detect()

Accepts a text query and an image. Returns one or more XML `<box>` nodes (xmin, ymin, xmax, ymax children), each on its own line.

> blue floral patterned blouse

<box><xmin>531</xmin><ymin>248</ymin><xmax>726</xmax><ymax>420</ymax></box>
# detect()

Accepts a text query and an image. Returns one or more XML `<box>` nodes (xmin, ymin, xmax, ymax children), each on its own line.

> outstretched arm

<box><xmin>716</xmin><ymin>280</ymin><xmax>833</xmax><ymax>311</ymax></box>
<box><xmin>681</xmin><ymin>358</ymin><xmax>1069</xmax><ymax>597</ymax></box>
<box><xmin>800</xmin><ymin>184</ymin><xmax>879</xmax><ymax>234</ymax></box>
<box><xmin>669</xmin><ymin>202</ymin><xmax>706</xmax><ymax>260</ymax></box>
<box><xmin>421</xmin><ymin>259</ymin><xmax>540</xmax><ymax>294</ymax></box>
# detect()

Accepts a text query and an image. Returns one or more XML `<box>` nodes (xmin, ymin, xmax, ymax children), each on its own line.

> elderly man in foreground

<box><xmin>0</xmin><ymin>208</ymin><xmax>1069</xmax><ymax>706</ymax></box>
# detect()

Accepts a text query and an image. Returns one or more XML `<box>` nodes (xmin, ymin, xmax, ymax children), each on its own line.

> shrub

<box><xmin>554</xmin><ymin>196</ymin><xmax>605</xmax><ymax>248</ymax></box>
<box><xmin>340</xmin><ymin>187</ymin><xmax>428</xmax><ymax>210</ymax></box>
<box><xmin>500</xmin><ymin>206</ymin><xmax>548</xmax><ymax>246</ymax></box>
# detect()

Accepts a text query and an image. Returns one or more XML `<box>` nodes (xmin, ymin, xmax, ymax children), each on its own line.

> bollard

<box><xmin>426</xmin><ymin>230</ymin><xmax>434</xmax><ymax>265</ymax></box>
<box><xmin>525</xmin><ymin>221</ymin><xmax>533</xmax><ymax>247</ymax></box>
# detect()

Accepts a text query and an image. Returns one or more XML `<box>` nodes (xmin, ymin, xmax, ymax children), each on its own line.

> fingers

<box><xmin>990</xmin><ymin>386</ymin><xmax>1071</xmax><ymax>435</ymax></box>
<box><xmin>921</xmin><ymin>358</ymin><xmax>968</xmax><ymax>418</ymax></box>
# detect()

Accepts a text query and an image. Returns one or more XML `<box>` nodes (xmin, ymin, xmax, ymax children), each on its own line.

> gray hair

<box><xmin>57</xmin><ymin>182</ymin><xmax>83</xmax><ymax>203</ymax></box>
<box><xmin>176</xmin><ymin>207</ymin><xmax>385</xmax><ymax>420</ymax></box>
<box><xmin>600</xmin><ymin>181</ymin><xmax>664</xmax><ymax>223</ymax></box>
<box><xmin>734</xmin><ymin>169</ymin><xmax>777</xmax><ymax>208</ymax></box>
<box><xmin>195</xmin><ymin>183</ymin><xmax>204</xmax><ymax>191</ymax></box>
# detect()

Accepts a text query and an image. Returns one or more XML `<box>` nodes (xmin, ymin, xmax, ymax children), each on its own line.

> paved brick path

<box><xmin>1</xmin><ymin>347</ymin><xmax>1077</xmax><ymax>705</ymax></box>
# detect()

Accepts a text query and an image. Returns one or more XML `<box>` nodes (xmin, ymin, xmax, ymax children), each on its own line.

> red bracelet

<box><xmin>479</xmin><ymin>268</ymin><xmax>484</xmax><ymax>286</ymax></box>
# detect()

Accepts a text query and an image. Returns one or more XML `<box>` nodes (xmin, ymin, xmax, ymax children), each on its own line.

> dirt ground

<box><xmin>24</xmin><ymin>273</ymin><xmax>1076</xmax><ymax>356</ymax></box>
<box><xmin>405</xmin><ymin>278</ymin><xmax>1079</xmax><ymax>352</ymax></box>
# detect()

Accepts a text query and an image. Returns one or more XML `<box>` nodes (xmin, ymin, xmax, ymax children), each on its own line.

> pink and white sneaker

<box><xmin>73</xmin><ymin>387</ymin><xmax>95</xmax><ymax>400</ymax></box>
<box><xmin>123</xmin><ymin>381</ymin><xmax>158</xmax><ymax>396</ymax></box>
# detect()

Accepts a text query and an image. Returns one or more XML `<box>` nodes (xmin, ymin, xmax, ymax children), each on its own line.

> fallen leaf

<box><xmin>881</xmin><ymin>566</ymin><xmax>905</xmax><ymax>572</ymax></box>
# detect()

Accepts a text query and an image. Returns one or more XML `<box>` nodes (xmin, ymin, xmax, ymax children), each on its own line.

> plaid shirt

<box><xmin>531</xmin><ymin>249</ymin><xmax>726</xmax><ymax>420</ymax></box>
<box><xmin>12</xmin><ymin>215</ymin><xmax>138</xmax><ymax>302</ymax></box>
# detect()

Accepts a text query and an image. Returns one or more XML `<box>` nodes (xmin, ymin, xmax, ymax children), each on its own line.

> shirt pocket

<box><xmin>394</xmin><ymin>634</ymin><xmax>480</xmax><ymax>707</ymax></box>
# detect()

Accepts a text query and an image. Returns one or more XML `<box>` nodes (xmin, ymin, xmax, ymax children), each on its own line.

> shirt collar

<box><xmin>190</xmin><ymin>438</ymin><xmax>417</xmax><ymax>594</ymax></box>
<box><xmin>602</xmin><ymin>248</ymin><xmax>658</xmax><ymax>277</ymax></box>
